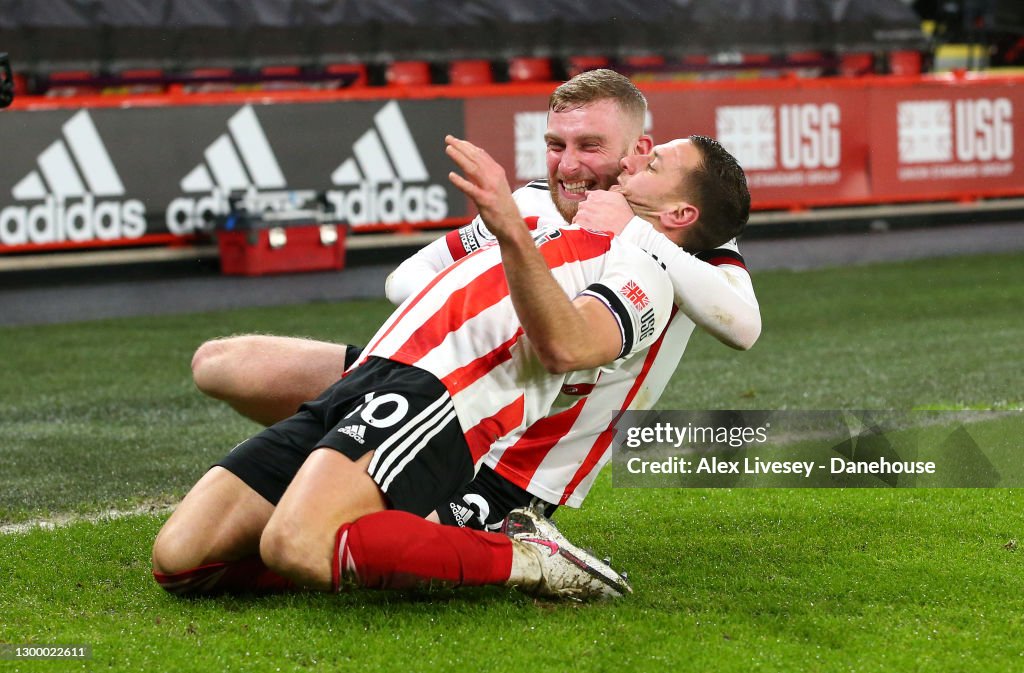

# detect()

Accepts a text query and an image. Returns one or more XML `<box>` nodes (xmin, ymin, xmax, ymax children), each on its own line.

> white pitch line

<box><xmin>0</xmin><ymin>502</ymin><xmax>176</xmax><ymax>536</ymax></box>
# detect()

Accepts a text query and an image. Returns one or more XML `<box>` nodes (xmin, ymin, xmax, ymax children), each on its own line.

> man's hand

<box><xmin>572</xmin><ymin>189</ymin><xmax>634</xmax><ymax>235</ymax></box>
<box><xmin>446</xmin><ymin>135</ymin><xmax>523</xmax><ymax>242</ymax></box>
<box><xmin>446</xmin><ymin>136</ymin><xmax>623</xmax><ymax>374</ymax></box>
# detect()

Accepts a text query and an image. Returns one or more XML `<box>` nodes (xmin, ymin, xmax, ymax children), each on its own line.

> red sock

<box><xmin>332</xmin><ymin>510</ymin><xmax>513</xmax><ymax>591</ymax></box>
<box><xmin>153</xmin><ymin>556</ymin><xmax>295</xmax><ymax>595</ymax></box>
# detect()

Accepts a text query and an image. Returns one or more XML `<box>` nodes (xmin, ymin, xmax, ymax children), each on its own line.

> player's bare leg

<box><xmin>151</xmin><ymin>467</ymin><xmax>294</xmax><ymax>594</ymax></box>
<box><xmin>153</xmin><ymin>467</ymin><xmax>273</xmax><ymax>573</ymax></box>
<box><xmin>191</xmin><ymin>335</ymin><xmax>349</xmax><ymax>426</ymax></box>
<box><xmin>259</xmin><ymin>449</ymin><xmax>386</xmax><ymax>590</ymax></box>
<box><xmin>251</xmin><ymin>447</ymin><xmax>630</xmax><ymax>598</ymax></box>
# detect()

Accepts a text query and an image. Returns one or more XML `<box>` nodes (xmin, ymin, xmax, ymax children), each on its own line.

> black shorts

<box><xmin>217</xmin><ymin>357</ymin><xmax>474</xmax><ymax>517</ymax></box>
<box><xmin>435</xmin><ymin>464</ymin><xmax>558</xmax><ymax>531</ymax></box>
<box><xmin>343</xmin><ymin>344</ymin><xmax>363</xmax><ymax>369</ymax></box>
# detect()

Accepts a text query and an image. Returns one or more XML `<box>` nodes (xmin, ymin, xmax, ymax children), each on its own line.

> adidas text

<box><xmin>325</xmin><ymin>182</ymin><xmax>447</xmax><ymax>228</ymax></box>
<box><xmin>165</xmin><ymin>187</ymin><xmax>316</xmax><ymax>235</ymax></box>
<box><xmin>0</xmin><ymin>195</ymin><xmax>146</xmax><ymax>246</ymax></box>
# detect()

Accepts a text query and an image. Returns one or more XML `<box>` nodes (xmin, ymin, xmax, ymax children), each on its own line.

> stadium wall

<box><xmin>1</xmin><ymin>73</ymin><xmax>1021</xmax><ymax>255</ymax></box>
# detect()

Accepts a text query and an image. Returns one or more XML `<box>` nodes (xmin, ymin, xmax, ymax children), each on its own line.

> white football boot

<box><xmin>503</xmin><ymin>506</ymin><xmax>632</xmax><ymax>600</ymax></box>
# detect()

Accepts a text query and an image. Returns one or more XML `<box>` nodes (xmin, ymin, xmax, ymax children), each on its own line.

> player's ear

<box><xmin>635</xmin><ymin>134</ymin><xmax>654</xmax><ymax>155</ymax></box>
<box><xmin>658</xmin><ymin>201</ymin><xmax>699</xmax><ymax>238</ymax></box>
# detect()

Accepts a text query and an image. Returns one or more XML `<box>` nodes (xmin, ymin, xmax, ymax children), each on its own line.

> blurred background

<box><xmin>0</xmin><ymin>0</ymin><xmax>1022</xmax><ymax>301</ymax></box>
<box><xmin>2</xmin><ymin>0</ymin><xmax>1023</xmax><ymax>91</ymax></box>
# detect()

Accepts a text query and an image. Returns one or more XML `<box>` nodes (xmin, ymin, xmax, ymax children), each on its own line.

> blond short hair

<box><xmin>548</xmin><ymin>69</ymin><xmax>647</xmax><ymax>135</ymax></box>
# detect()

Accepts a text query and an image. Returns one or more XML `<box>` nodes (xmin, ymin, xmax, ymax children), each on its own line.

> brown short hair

<box><xmin>548</xmin><ymin>69</ymin><xmax>647</xmax><ymax>135</ymax></box>
<box><xmin>685</xmin><ymin>135</ymin><xmax>751</xmax><ymax>250</ymax></box>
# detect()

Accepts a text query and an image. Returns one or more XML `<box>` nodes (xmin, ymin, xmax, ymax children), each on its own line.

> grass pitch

<box><xmin>1</xmin><ymin>252</ymin><xmax>1022</xmax><ymax>672</ymax></box>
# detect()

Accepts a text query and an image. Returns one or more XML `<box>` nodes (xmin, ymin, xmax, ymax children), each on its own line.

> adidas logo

<box><xmin>181</xmin><ymin>105</ymin><xmax>285</xmax><ymax>194</ymax></box>
<box><xmin>448</xmin><ymin>502</ymin><xmax>475</xmax><ymax>528</ymax></box>
<box><xmin>337</xmin><ymin>424</ymin><xmax>367</xmax><ymax>444</ymax></box>
<box><xmin>1</xmin><ymin>110</ymin><xmax>146</xmax><ymax>246</ymax></box>
<box><xmin>324</xmin><ymin>101</ymin><xmax>448</xmax><ymax>227</ymax></box>
<box><xmin>454</xmin><ymin>493</ymin><xmax>504</xmax><ymax>532</ymax></box>
<box><xmin>166</xmin><ymin>105</ymin><xmax>312</xmax><ymax>234</ymax></box>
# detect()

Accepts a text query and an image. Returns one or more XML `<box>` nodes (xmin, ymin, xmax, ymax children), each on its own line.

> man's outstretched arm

<box><xmin>619</xmin><ymin>217</ymin><xmax>760</xmax><ymax>350</ymax></box>
<box><xmin>574</xmin><ymin>189</ymin><xmax>760</xmax><ymax>350</ymax></box>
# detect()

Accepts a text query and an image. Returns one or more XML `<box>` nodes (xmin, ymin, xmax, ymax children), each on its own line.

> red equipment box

<box><xmin>217</xmin><ymin>217</ymin><xmax>347</xmax><ymax>276</ymax></box>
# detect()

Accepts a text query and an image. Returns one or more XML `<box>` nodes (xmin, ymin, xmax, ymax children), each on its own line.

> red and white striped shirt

<box><xmin>386</xmin><ymin>182</ymin><xmax>756</xmax><ymax>507</ymax></box>
<box><xmin>360</xmin><ymin>216</ymin><xmax>674</xmax><ymax>466</ymax></box>
<box><xmin>483</xmin><ymin>305</ymin><xmax>691</xmax><ymax>506</ymax></box>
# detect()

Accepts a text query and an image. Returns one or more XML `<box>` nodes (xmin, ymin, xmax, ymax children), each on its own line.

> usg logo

<box><xmin>166</xmin><ymin>105</ymin><xmax>304</xmax><ymax>234</ymax></box>
<box><xmin>716</xmin><ymin>104</ymin><xmax>841</xmax><ymax>171</ymax></box>
<box><xmin>326</xmin><ymin>101</ymin><xmax>448</xmax><ymax>227</ymax></box>
<box><xmin>898</xmin><ymin>98</ymin><xmax>1013</xmax><ymax>164</ymax></box>
<box><xmin>1</xmin><ymin>110</ymin><xmax>146</xmax><ymax>245</ymax></box>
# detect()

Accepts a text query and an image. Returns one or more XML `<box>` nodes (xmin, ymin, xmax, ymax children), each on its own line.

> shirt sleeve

<box><xmin>385</xmin><ymin>187</ymin><xmax>545</xmax><ymax>305</ymax></box>
<box><xmin>577</xmin><ymin>238</ymin><xmax>674</xmax><ymax>360</ymax></box>
<box><xmin>617</xmin><ymin>216</ymin><xmax>761</xmax><ymax>350</ymax></box>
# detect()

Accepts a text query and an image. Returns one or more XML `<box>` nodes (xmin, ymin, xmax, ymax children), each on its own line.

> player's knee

<box><xmin>151</xmin><ymin>534</ymin><xmax>228</xmax><ymax>596</ymax></box>
<box><xmin>259</xmin><ymin>518</ymin><xmax>322</xmax><ymax>586</ymax></box>
<box><xmin>191</xmin><ymin>337</ymin><xmax>242</xmax><ymax>398</ymax></box>
<box><xmin>151</xmin><ymin>523</ymin><xmax>201</xmax><ymax>577</ymax></box>
<box><xmin>191</xmin><ymin>339</ymin><xmax>221</xmax><ymax>393</ymax></box>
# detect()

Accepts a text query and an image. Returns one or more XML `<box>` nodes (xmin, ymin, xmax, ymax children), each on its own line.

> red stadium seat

<box><xmin>787</xmin><ymin>50</ymin><xmax>823</xmax><ymax>64</ymax></box>
<box><xmin>1006</xmin><ymin>37</ymin><xmax>1024</xmax><ymax>65</ymax></box>
<box><xmin>260</xmin><ymin>65</ymin><xmax>301</xmax><ymax>78</ymax></box>
<box><xmin>187</xmin><ymin>67</ymin><xmax>235</xmax><ymax>80</ymax></box>
<box><xmin>740</xmin><ymin>53</ymin><xmax>772</xmax><ymax>66</ymax></box>
<box><xmin>620</xmin><ymin>55</ymin><xmax>666</xmax><ymax>79</ymax></box>
<box><xmin>255</xmin><ymin>65</ymin><xmax>305</xmax><ymax>91</ymax></box>
<box><xmin>889</xmin><ymin>51</ymin><xmax>922</xmax><ymax>75</ymax></box>
<box><xmin>118</xmin><ymin>68</ymin><xmax>164</xmax><ymax>79</ymax></box>
<box><xmin>566</xmin><ymin>55</ymin><xmax>610</xmax><ymax>77</ymax></box>
<box><xmin>448</xmin><ymin>60</ymin><xmax>493</xmax><ymax>85</ymax></box>
<box><xmin>49</xmin><ymin>70</ymin><xmax>94</xmax><ymax>83</ymax></box>
<box><xmin>622</xmin><ymin>55</ymin><xmax>665</xmax><ymax>68</ymax></box>
<box><xmin>508</xmin><ymin>57</ymin><xmax>552</xmax><ymax>82</ymax></box>
<box><xmin>12</xmin><ymin>71</ymin><xmax>27</xmax><ymax>96</ymax></box>
<box><xmin>324</xmin><ymin>63</ymin><xmax>368</xmax><ymax>88</ymax></box>
<box><xmin>45</xmin><ymin>70</ymin><xmax>99</xmax><ymax>97</ymax></box>
<box><xmin>386</xmin><ymin>61</ymin><xmax>431</xmax><ymax>86</ymax></box>
<box><xmin>785</xmin><ymin>51</ymin><xmax>826</xmax><ymax>78</ymax></box>
<box><xmin>108</xmin><ymin>68</ymin><xmax>167</xmax><ymax>94</ymax></box>
<box><xmin>838</xmin><ymin>53</ymin><xmax>874</xmax><ymax>77</ymax></box>
<box><xmin>169</xmin><ymin>67</ymin><xmax>236</xmax><ymax>94</ymax></box>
